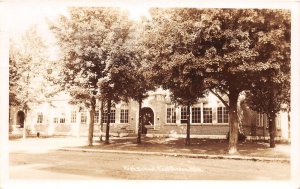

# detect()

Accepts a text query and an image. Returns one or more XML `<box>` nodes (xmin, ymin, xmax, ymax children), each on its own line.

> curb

<box><xmin>59</xmin><ymin>148</ymin><xmax>290</xmax><ymax>163</ymax></box>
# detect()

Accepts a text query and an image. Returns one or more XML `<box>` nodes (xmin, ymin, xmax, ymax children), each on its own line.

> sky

<box><xmin>4</xmin><ymin>3</ymin><xmax>69</xmax><ymax>61</ymax></box>
<box><xmin>4</xmin><ymin>3</ymin><xmax>150</xmax><ymax>61</ymax></box>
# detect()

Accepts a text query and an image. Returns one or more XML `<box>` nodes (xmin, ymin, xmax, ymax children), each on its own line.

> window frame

<box><xmin>166</xmin><ymin>105</ymin><xmax>176</xmax><ymax>124</ymax></box>
<box><xmin>80</xmin><ymin>110</ymin><xmax>87</xmax><ymax>124</ymax></box>
<box><xmin>217</xmin><ymin>106</ymin><xmax>229</xmax><ymax>124</ymax></box>
<box><xmin>203</xmin><ymin>107</ymin><xmax>213</xmax><ymax>123</ymax></box>
<box><xmin>120</xmin><ymin>105</ymin><xmax>129</xmax><ymax>123</ymax></box>
<box><xmin>191</xmin><ymin>107</ymin><xmax>201</xmax><ymax>124</ymax></box>
<box><xmin>71</xmin><ymin>110</ymin><xmax>77</xmax><ymax>123</ymax></box>
<box><xmin>37</xmin><ymin>112</ymin><xmax>43</xmax><ymax>124</ymax></box>
<box><xmin>94</xmin><ymin>110</ymin><xmax>99</xmax><ymax>123</ymax></box>
<box><xmin>180</xmin><ymin>106</ymin><xmax>188</xmax><ymax>124</ymax></box>
<box><xmin>103</xmin><ymin>109</ymin><xmax>116</xmax><ymax>124</ymax></box>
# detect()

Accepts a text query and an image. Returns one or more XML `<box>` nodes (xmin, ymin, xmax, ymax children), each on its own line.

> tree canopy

<box><xmin>142</xmin><ymin>8</ymin><xmax>290</xmax><ymax>153</ymax></box>
<box><xmin>9</xmin><ymin>25</ymin><xmax>52</xmax><ymax>108</ymax></box>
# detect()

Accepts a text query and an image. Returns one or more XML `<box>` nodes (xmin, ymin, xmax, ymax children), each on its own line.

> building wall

<box><xmin>9</xmin><ymin>90</ymin><xmax>290</xmax><ymax>140</ymax></box>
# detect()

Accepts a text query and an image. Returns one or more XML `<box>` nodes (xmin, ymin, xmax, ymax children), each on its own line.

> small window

<box><xmin>53</xmin><ymin>117</ymin><xmax>59</xmax><ymax>124</ymax></box>
<box><xmin>37</xmin><ymin>112</ymin><xmax>43</xmax><ymax>123</ymax></box>
<box><xmin>120</xmin><ymin>105</ymin><xmax>129</xmax><ymax>123</ymax></box>
<box><xmin>203</xmin><ymin>108</ymin><xmax>212</xmax><ymax>123</ymax></box>
<box><xmin>180</xmin><ymin>106</ymin><xmax>188</xmax><ymax>124</ymax></box>
<box><xmin>167</xmin><ymin>106</ymin><xmax>176</xmax><ymax>123</ymax></box>
<box><xmin>191</xmin><ymin>107</ymin><xmax>201</xmax><ymax>123</ymax></box>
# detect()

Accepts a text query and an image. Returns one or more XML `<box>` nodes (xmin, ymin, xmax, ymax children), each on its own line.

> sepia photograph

<box><xmin>0</xmin><ymin>0</ymin><xmax>299</xmax><ymax>188</ymax></box>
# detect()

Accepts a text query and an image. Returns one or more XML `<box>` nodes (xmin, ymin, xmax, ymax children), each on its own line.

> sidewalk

<box><xmin>59</xmin><ymin>137</ymin><xmax>290</xmax><ymax>163</ymax></box>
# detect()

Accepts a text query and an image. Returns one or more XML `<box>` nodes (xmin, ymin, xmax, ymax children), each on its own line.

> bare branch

<box><xmin>209</xmin><ymin>88</ymin><xmax>229</xmax><ymax>108</ymax></box>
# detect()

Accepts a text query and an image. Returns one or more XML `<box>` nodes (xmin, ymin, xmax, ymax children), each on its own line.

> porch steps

<box><xmin>147</xmin><ymin>128</ymin><xmax>160</xmax><ymax>134</ymax></box>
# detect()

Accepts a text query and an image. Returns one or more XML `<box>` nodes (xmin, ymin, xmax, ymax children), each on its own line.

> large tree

<box><xmin>143</xmin><ymin>8</ymin><xmax>290</xmax><ymax>153</ymax></box>
<box><xmin>9</xmin><ymin>25</ymin><xmax>52</xmax><ymax>138</ymax></box>
<box><xmin>245</xmin><ymin>10</ymin><xmax>291</xmax><ymax>147</ymax></box>
<box><xmin>203</xmin><ymin>9</ymin><xmax>290</xmax><ymax>152</ymax></box>
<box><xmin>248</xmin><ymin>9</ymin><xmax>290</xmax><ymax>148</ymax></box>
<box><xmin>142</xmin><ymin>9</ymin><xmax>206</xmax><ymax>145</ymax></box>
<box><xmin>49</xmin><ymin>7</ymin><xmax>132</xmax><ymax>146</ymax></box>
<box><xmin>122</xmin><ymin>19</ymin><xmax>156</xmax><ymax>144</ymax></box>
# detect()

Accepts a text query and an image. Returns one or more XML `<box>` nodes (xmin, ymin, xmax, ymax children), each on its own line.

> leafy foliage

<box><xmin>9</xmin><ymin>25</ymin><xmax>52</xmax><ymax>108</ymax></box>
<box><xmin>142</xmin><ymin>8</ymin><xmax>290</xmax><ymax>151</ymax></box>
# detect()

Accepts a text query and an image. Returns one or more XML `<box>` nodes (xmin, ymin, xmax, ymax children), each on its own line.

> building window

<box><xmin>192</xmin><ymin>107</ymin><xmax>201</xmax><ymax>123</ymax></box>
<box><xmin>95</xmin><ymin>110</ymin><xmax>99</xmax><ymax>123</ymax></box>
<box><xmin>167</xmin><ymin>106</ymin><xmax>176</xmax><ymax>123</ymax></box>
<box><xmin>80</xmin><ymin>111</ymin><xmax>87</xmax><ymax>124</ymax></box>
<box><xmin>256</xmin><ymin>113</ymin><xmax>265</xmax><ymax>127</ymax></box>
<box><xmin>180</xmin><ymin>106</ymin><xmax>188</xmax><ymax>124</ymax></box>
<box><xmin>120</xmin><ymin>105</ymin><xmax>129</xmax><ymax>123</ymax></box>
<box><xmin>217</xmin><ymin>107</ymin><xmax>229</xmax><ymax>123</ymax></box>
<box><xmin>60</xmin><ymin>113</ymin><xmax>66</xmax><ymax>123</ymax></box>
<box><xmin>37</xmin><ymin>112</ymin><xmax>43</xmax><ymax>123</ymax></box>
<box><xmin>110</xmin><ymin>109</ymin><xmax>116</xmax><ymax>123</ymax></box>
<box><xmin>203</xmin><ymin>108</ymin><xmax>212</xmax><ymax>123</ymax></box>
<box><xmin>71</xmin><ymin>111</ymin><xmax>77</xmax><ymax>123</ymax></box>
<box><xmin>53</xmin><ymin>117</ymin><xmax>59</xmax><ymax>124</ymax></box>
<box><xmin>103</xmin><ymin>109</ymin><xmax>116</xmax><ymax>123</ymax></box>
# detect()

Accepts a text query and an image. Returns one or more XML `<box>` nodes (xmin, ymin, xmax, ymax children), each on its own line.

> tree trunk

<box><xmin>99</xmin><ymin>100</ymin><xmax>104</xmax><ymax>142</ymax></box>
<box><xmin>137</xmin><ymin>98</ymin><xmax>142</xmax><ymax>144</ymax></box>
<box><xmin>105</xmin><ymin>99</ymin><xmax>112</xmax><ymax>144</ymax></box>
<box><xmin>185</xmin><ymin>103</ymin><xmax>191</xmax><ymax>146</ymax></box>
<box><xmin>288</xmin><ymin>111</ymin><xmax>290</xmax><ymax>139</ymax></box>
<box><xmin>88</xmin><ymin>96</ymin><xmax>96</xmax><ymax>146</ymax></box>
<box><xmin>228</xmin><ymin>90</ymin><xmax>239</xmax><ymax>154</ymax></box>
<box><xmin>269</xmin><ymin>113</ymin><xmax>276</xmax><ymax>148</ymax></box>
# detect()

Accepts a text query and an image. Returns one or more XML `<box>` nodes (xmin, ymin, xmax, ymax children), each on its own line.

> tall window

<box><xmin>80</xmin><ymin>111</ymin><xmax>87</xmax><ymax>124</ymax></box>
<box><xmin>180</xmin><ymin>106</ymin><xmax>188</xmax><ymax>123</ymax></box>
<box><xmin>60</xmin><ymin>113</ymin><xmax>66</xmax><ymax>123</ymax></box>
<box><xmin>37</xmin><ymin>112</ymin><xmax>43</xmax><ymax>123</ymax></box>
<box><xmin>120</xmin><ymin>105</ymin><xmax>129</xmax><ymax>123</ymax></box>
<box><xmin>203</xmin><ymin>108</ymin><xmax>212</xmax><ymax>123</ymax></box>
<box><xmin>191</xmin><ymin>107</ymin><xmax>201</xmax><ymax>123</ymax></box>
<box><xmin>217</xmin><ymin>107</ymin><xmax>229</xmax><ymax>123</ymax></box>
<box><xmin>94</xmin><ymin>110</ymin><xmax>99</xmax><ymax>123</ymax></box>
<box><xmin>256</xmin><ymin>113</ymin><xmax>265</xmax><ymax>127</ymax></box>
<box><xmin>71</xmin><ymin>111</ymin><xmax>77</xmax><ymax>123</ymax></box>
<box><xmin>103</xmin><ymin>109</ymin><xmax>116</xmax><ymax>123</ymax></box>
<box><xmin>110</xmin><ymin>109</ymin><xmax>116</xmax><ymax>123</ymax></box>
<box><xmin>166</xmin><ymin>106</ymin><xmax>176</xmax><ymax>123</ymax></box>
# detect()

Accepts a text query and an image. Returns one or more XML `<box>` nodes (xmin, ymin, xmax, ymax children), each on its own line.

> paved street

<box><xmin>8</xmin><ymin>137</ymin><xmax>290</xmax><ymax>180</ymax></box>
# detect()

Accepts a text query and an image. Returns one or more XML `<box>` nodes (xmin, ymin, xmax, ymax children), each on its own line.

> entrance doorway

<box><xmin>16</xmin><ymin>111</ymin><xmax>25</xmax><ymax>128</ymax></box>
<box><xmin>141</xmin><ymin>107</ymin><xmax>154</xmax><ymax>134</ymax></box>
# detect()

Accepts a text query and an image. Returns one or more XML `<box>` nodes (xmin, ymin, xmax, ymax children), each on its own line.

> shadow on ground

<box><xmin>79</xmin><ymin>137</ymin><xmax>290</xmax><ymax>158</ymax></box>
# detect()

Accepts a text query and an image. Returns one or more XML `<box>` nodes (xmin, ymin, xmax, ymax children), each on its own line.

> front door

<box><xmin>17</xmin><ymin>111</ymin><xmax>25</xmax><ymax>128</ymax></box>
<box><xmin>141</xmin><ymin>107</ymin><xmax>154</xmax><ymax>134</ymax></box>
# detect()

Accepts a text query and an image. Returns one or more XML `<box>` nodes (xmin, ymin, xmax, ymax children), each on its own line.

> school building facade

<box><xmin>9</xmin><ymin>89</ymin><xmax>290</xmax><ymax>141</ymax></box>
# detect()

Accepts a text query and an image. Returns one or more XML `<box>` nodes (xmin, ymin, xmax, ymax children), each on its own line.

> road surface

<box><xmin>9</xmin><ymin>149</ymin><xmax>290</xmax><ymax>180</ymax></box>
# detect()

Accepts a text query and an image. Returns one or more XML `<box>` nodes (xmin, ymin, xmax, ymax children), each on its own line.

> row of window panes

<box><xmin>167</xmin><ymin>106</ymin><xmax>229</xmax><ymax>124</ymax></box>
<box><xmin>37</xmin><ymin>109</ymin><xmax>128</xmax><ymax>124</ymax></box>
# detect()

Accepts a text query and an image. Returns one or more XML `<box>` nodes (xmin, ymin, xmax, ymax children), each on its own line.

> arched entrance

<box><xmin>141</xmin><ymin>107</ymin><xmax>154</xmax><ymax>134</ymax></box>
<box><xmin>16</xmin><ymin>111</ymin><xmax>25</xmax><ymax>128</ymax></box>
